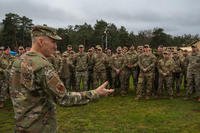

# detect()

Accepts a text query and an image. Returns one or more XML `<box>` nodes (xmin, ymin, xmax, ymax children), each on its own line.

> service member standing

<box><xmin>9</xmin><ymin>25</ymin><xmax>113</xmax><ymax>133</ymax></box>
<box><xmin>184</xmin><ymin>45</ymin><xmax>200</xmax><ymax>101</ymax></box>
<box><xmin>136</xmin><ymin>45</ymin><xmax>156</xmax><ymax>100</ymax></box>
<box><xmin>73</xmin><ymin>45</ymin><xmax>88</xmax><ymax>91</ymax></box>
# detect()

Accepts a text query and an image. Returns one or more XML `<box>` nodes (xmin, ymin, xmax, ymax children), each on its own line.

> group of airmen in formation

<box><xmin>0</xmin><ymin>40</ymin><xmax>200</xmax><ymax>108</ymax></box>
<box><xmin>47</xmin><ymin>44</ymin><xmax>200</xmax><ymax>101</ymax></box>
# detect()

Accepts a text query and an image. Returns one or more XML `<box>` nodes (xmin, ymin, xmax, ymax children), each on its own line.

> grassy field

<box><xmin>0</xmin><ymin>92</ymin><xmax>200</xmax><ymax>133</ymax></box>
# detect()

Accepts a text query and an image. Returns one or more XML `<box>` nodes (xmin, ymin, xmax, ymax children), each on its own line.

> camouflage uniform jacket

<box><xmin>93</xmin><ymin>53</ymin><xmax>108</xmax><ymax>72</ymax></box>
<box><xmin>74</xmin><ymin>52</ymin><xmax>88</xmax><ymax>72</ymax></box>
<box><xmin>59</xmin><ymin>57</ymin><xmax>73</xmax><ymax>79</ymax></box>
<box><xmin>138</xmin><ymin>53</ymin><xmax>157</xmax><ymax>73</ymax></box>
<box><xmin>158</xmin><ymin>58</ymin><xmax>175</xmax><ymax>76</ymax></box>
<box><xmin>111</xmin><ymin>53</ymin><xmax>125</xmax><ymax>72</ymax></box>
<box><xmin>185</xmin><ymin>52</ymin><xmax>200</xmax><ymax>74</ymax></box>
<box><xmin>172</xmin><ymin>56</ymin><xmax>182</xmax><ymax>73</ymax></box>
<box><xmin>124</xmin><ymin>51</ymin><xmax>138</xmax><ymax>69</ymax></box>
<box><xmin>9</xmin><ymin>52</ymin><xmax>99</xmax><ymax>131</ymax></box>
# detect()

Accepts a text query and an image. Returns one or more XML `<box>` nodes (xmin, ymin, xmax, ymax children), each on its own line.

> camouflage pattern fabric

<box><xmin>9</xmin><ymin>51</ymin><xmax>99</xmax><ymax>132</ymax></box>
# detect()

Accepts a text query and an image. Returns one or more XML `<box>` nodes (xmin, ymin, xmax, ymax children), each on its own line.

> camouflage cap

<box><xmin>163</xmin><ymin>51</ymin><xmax>169</xmax><ymax>54</ymax></box>
<box><xmin>144</xmin><ymin>44</ymin><xmax>150</xmax><ymax>48</ymax></box>
<box><xmin>79</xmin><ymin>44</ymin><xmax>84</xmax><ymax>48</ymax></box>
<box><xmin>117</xmin><ymin>46</ymin><xmax>122</xmax><ymax>51</ymax></box>
<box><xmin>18</xmin><ymin>46</ymin><xmax>24</xmax><ymax>50</ymax></box>
<box><xmin>67</xmin><ymin>45</ymin><xmax>72</xmax><ymax>47</ymax></box>
<box><xmin>191</xmin><ymin>44</ymin><xmax>197</xmax><ymax>48</ymax></box>
<box><xmin>31</xmin><ymin>25</ymin><xmax>62</xmax><ymax>40</ymax></box>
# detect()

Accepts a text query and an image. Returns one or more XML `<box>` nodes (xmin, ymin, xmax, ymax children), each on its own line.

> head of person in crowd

<box><xmin>163</xmin><ymin>51</ymin><xmax>170</xmax><ymax>59</ymax></box>
<box><xmin>0</xmin><ymin>46</ymin><xmax>4</xmax><ymax>54</ymax></box>
<box><xmin>31</xmin><ymin>25</ymin><xmax>62</xmax><ymax>57</ymax></box>
<box><xmin>25</xmin><ymin>46</ymin><xmax>31</xmax><ymax>52</ymax></box>
<box><xmin>182</xmin><ymin>49</ymin><xmax>188</xmax><ymax>57</ymax></box>
<box><xmin>67</xmin><ymin>45</ymin><xmax>72</xmax><ymax>52</ymax></box>
<box><xmin>116</xmin><ymin>46</ymin><xmax>122</xmax><ymax>54</ymax></box>
<box><xmin>78</xmin><ymin>44</ymin><xmax>85</xmax><ymax>53</ymax></box>
<box><xmin>157</xmin><ymin>45</ymin><xmax>164</xmax><ymax>53</ymax></box>
<box><xmin>123</xmin><ymin>46</ymin><xmax>128</xmax><ymax>53</ymax></box>
<box><xmin>88</xmin><ymin>48</ymin><xmax>93</xmax><ymax>56</ymax></box>
<box><xmin>191</xmin><ymin>44</ymin><xmax>198</xmax><ymax>53</ymax></box>
<box><xmin>62</xmin><ymin>52</ymin><xmax>68</xmax><ymax>58</ymax></box>
<box><xmin>129</xmin><ymin>46</ymin><xmax>135</xmax><ymax>52</ymax></box>
<box><xmin>137</xmin><ymin>46</ymin><xmax>143</xmax><ymax>53</ymax></box>
<box><xmin>106</xmin><ymin>49</ymin><xmax>112</xmax><ymax>56</ymax></box>
<box><xmin>4</xmin><ymin>46</ymin><xmax>10</xmax><ymax>55</ymax></box>
<box><xmin>55</xmin><ymin>50</ymin><xmax>61</xmax><ymax>56</ymax></box>
<box><xmin>96</xmin><ymin>46</ymin><xmax>102</xmax><ymax>54</ymax></box>
<box><xmin>95</xmin><ymin>45</ymin><xmax>101</xmax><ymax>53</ymax></box>
<box><xmin>172</xmin><ymin>51</ymin><xmax>179</xmax><ymax>58</ymax></box>
<box><xmin>18</xmin><ymin>46</ymin><xmax>25</xmax><ymax>55</ymax></box>
<box><xmin>143</xmin><ymin>44</ymin><xmax>150</xmax><ymax>54</ymax></box>
<box><xmin>90</xmin><ymin>46</ymin><xmax>95</xmax><ymax>52</ymax></box>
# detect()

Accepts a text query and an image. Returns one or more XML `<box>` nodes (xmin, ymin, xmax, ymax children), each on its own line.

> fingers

<box><xmin>106</xmin><ymin>89</ymin><xmax>114</xmax><ymax>93</ymax></box>
<box><xmin>99</xmin><ymin>81</ymin><xmax>108</xmax><ymax>88</ymax></box>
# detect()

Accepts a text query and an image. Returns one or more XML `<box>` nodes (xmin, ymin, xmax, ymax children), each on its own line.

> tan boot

<box><xmin>0</xmin><ymin>101</ymin><xmax>4</xmax><ymax>108</ymax></box>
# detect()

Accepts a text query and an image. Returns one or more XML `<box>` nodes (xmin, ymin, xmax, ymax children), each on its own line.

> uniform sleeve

<box><xmin>43</xmin><ymin>66</ymin><xmax>99</xmax><ymax>106</ymax></box>
<box><xmin>146</xmin><ymin>55</ymin><xmax>156</xmax><ymax>71</ymax></box>
<box><xmin>138</xmin><ymin>55</ymin><xmax>145</xmax><ymax>71</ymax></box>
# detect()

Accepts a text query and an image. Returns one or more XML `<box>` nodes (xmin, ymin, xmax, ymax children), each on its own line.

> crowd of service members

<box><xmin>46</xmin><ymin>44</ymin><xmax>200</xmax><ymax>101</ymax></box>
<box><xmin>0</xmin><ymin>44</ymin><xmax>200</xmax><ymax>108</ymax></box>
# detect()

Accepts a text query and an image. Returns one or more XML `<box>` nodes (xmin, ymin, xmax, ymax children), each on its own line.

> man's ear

<box><xmin>38</xmin><ymin>37</ymin><xmax>45</xmax><ymax>47</ymax></box>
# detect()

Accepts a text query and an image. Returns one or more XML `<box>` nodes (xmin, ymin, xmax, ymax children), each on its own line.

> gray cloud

<box><xmin>0</xmin><ymin>0</ymin><xmax>200</xmax><ymax>35</ymax></box>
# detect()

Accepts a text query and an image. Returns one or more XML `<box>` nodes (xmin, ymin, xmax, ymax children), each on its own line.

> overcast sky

<box><xmin>1</xmin><ymin>0</ymin><xmax>200</xmax><ymax>35</ymax></box>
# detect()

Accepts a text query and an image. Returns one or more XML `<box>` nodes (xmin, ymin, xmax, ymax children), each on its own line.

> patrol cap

<box><xmin>95</xmin><ymin>45</ymin><xmax>101</xmax><ymax>49</ymax></box>
<box><xmin>79</xmin><ymin>44</ymin><xmax>84</xmax><ymax>48</ymax></box>
<box><xmin>117</xmin><ymin>46</ymin><xmax>122</xmax><ymax>51</ymax></box>
<box><xmin>163</xmin><ymin>51</ymin><xmax>169</xmax><ymax>54</ymax></box>
<box><xmin>144</xmin><ymin>44</ymin><xmax>150</xmax><ymax>48</ymax></box>
<box><xmin>67</xmin><ymin>45</ymin><xmax>72</xmax><ymax>48</ymax></box>
<box><xmin>191</xmin><ymin>44</ymin><xmax>197</xmax><ymax>48</ymax></box>
<box><xmin>18</xmin><ymin>46</ymin><xmax>24</xmax><ymax>50</ymax></box>
<box><xmin>96</xmin><ymin>46</ymin><xmax>102</xmax><ymax>50</ymax></box>
<box><xmin>62</xmin><ymin>53</ymin><xmax>67</xmax><ymax>57</ymax></box>
<box><xmin>31</xmin><ymin>25</ymin><xmax>62</xmax><ymax>40</ymax></box>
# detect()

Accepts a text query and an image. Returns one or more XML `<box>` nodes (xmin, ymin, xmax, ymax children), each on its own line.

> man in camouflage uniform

<box><xmin>154</xmin><ymin>45</ymin><xmax>164</xmax><ymax>96</ymax></box>
<box><xmin>9</xmin><ymin>25</ymin><xmax>113</xmax><ymax>133</ymax></box>
<box><xmin>184</xmin><ymin>45</ymin><xmax>200</xmax><ymax>101</ymax></box>
<box><xmin>135</xmin><ymin>45</ymin><xmax>156</xmax><ymax>100</ymax></box>
<box><xmin>157</xmin><ymin>51</ymin><xmax>174</xmax><ymax>99</ymax></box>
<box><xmin>87</xmin><ymin>48</ymin><xmax>95</xmax><ymax>90</ymax></box>
<box><xmin>63</xmin><ymin>45</ymin><xmax>73</xmax><ymax>57</ymax></box>
<box><xmin>172</xmin><ymin>51</ymin><xmax>183</xmax><ymax>96</ymax></box>
<box><xmin>135</xmin><ymin>46</ymin><xmax>144</xmax><ymax>89</ymax></box>
<box><xmin>73</xmin><ymin>44</ymin><xmax>88</xmax><ymax>91</ymax></box>
<box><xmin>105</xmin><ymin>49</ymin><xmax>113</xmax><ymax>88</ymax></box>
<box><xmin>111</xmin><ymin>47</ymin><xmax>126</xmax><ymax>95</ymax></box>
<box><xmin>59</xmin><ymin>53</ymin><xmax>73</xmax><ymax>90</ymax></box>
<box><xmin>124</xmin><ymin>46</ymin><xmax>138</xmax><ymax>93</ymax></box>
<box><xmin>93</xmin><ymin>46</ymin><xmax>108</xmax><ymax>89</ymax></box>
<box><xmin>0</xmin><ymin>47</ymin><xmax>14</xmax><ymax>107</ymax></box>
<box><xmin>181</xmin><ymin>50</ymin><xmax>189</xmax><ymax>90</ymax></box>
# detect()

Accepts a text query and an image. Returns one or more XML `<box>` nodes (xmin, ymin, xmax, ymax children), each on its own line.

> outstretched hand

<box><xmin>95</xmin><ymin>81</ymin><xmax>114</xmax><ymax>96</ymax></box>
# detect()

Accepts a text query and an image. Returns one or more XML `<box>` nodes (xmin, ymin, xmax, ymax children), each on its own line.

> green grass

<box><xmin>1</xmin><ymin>94</ymin><xmax>200</xmax><ymax>133</ymax></box>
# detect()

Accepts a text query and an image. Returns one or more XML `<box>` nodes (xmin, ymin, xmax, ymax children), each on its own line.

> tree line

<box><xmin>0</xmin><ymin>13</ymin><xmax>199</xmax><ymax>52</ymax></box>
